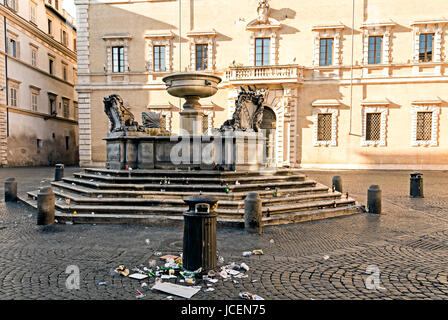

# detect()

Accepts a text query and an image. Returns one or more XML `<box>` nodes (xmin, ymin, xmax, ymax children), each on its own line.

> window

<box><xmin>63</xmin><ymin>99</ymin><xmax>69</xmax><ymax>118</ymax></box>
<box><xmin>31</xmin><ymin>90</ymin><xmax>39</xmax><ymax>111</ymax></box>
<box><xmin>153</xmin><ymin>45</ymin><xmax>166</xmax><ymax>72</ymax></box>
<box><xmin>319</xmin><ymin>38</ymin><xmax>333</xmax><ymax>66</ymax></box>
<box><xmin>62</xmin><ymin>30</ymin><xmax>68</xmax><ymax>46</ymax></box>
<box><xmin>416</xmin><ymin>112</ymin><xmax>433</xmax><ymax>141</ymax></box>
<box><xmin>8</xmin><ymin>39</ymin><xmax>17</xmax><ymax>58</ymax></box>
<box><xmin>112</xmin><ymin>46</ymin><xmax>125</xmax><ymax>73</ymax></box>
<box><xmin>49</xmin><ymin>95</ymin><xmax>57</xmax><ymax>115</ymax></box>
<box><xmin>63</xmin><ymin>64</ymin><xmax>67</xmax><ymax>81</ymax></box>
<box><xmin>419</xmin><ymin>33</ymin><xmax>434</xmax><ymax>62</ymax></box>
<box><xmin>202</xmin><ymin>114</ymin><xmax>209</xmax><ymax>134</ymax></box>
<box><xmin>55</xmin><ymin>0</ymin><xmax>59</xmax><ymax>10</ymax></box>
<box><xmin>48</xmin><ymin>19</ymin><xmax>52</xmax><ymax>35</ymax></box>
<box><xmin>195</xmin><ymin>44</ymin><xmax>208</xmax><ymax>71</ymax></box>
<box><xmin>37</xmin><ymin>139</ymin><xmax>43</xmax><ymax>151</ymax></box>
<box><xmin>31</xmin><ymin>48</ymin><xmax>37</xmax><ymax>67</ymax></box>
<box><xmin>10</xmin><ymin>88</ymin><xmax>17</xmax><ymax>107</ymax></box>
<box><xmin>317</xmin><ymin>113</ymin><xmax>333</xmax><ymax>141</ymax></box>
<box><xmin>49</xmin><ymin>58</ymin><xmax>54</xmax><ymax>75</ymax></box>
<box><xmin>368</xmin><ymin>36</ymin><xmax>382</xmax><ymax>64</ymax></box>
<box><xmin>255</xmin><ymin>38</ymin><xmax>270</xmax><ymax>66</ymax></box>
<box><xmin>365</xmin><ymin>113</ymin><xmax>382</xmax><ymax>141</ymax></box>
<box><xmin>65</xmin><ymin>136</ymin><xmax>70</xmax><ymax>150</ymax></box>
<box><xmin>312</xmin><ymin>106</ymin><xmax>339</xmax><ymax>147</ymax></box>
<box><xmin>30</xmin><ymin>1</ymin><xmax>37</xmax><ymax>24</ymax></box>
<box><xmin>8</xmin><ymin>0</ymin><xmax>17</xmax><ymax>11</ymax></box>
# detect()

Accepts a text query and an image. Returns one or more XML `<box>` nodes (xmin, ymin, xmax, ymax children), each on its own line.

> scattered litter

<box><xmin>269</xmin><ymin>239</ymin><xmax>275</xmax><ymax>244</ymax></box>
<box><xmin>136</xmin><ymin>289</ymin><xmax>145</xmax><ymax>299</ymax></box>
<box><xmin>154</xmin><ymin>251</ymin><xmax>162</xmax><ymax>256</ymax></box>
<box><xmin>145</xmin><ymin>239</ymin><xmax>150</xmax><ymax>245</ymax></box>
<box><xmin>218</xmin><ymin>256</ymin><xmax>225</xmax><ymax>264</ymax></box>
<box><xmin>240</xmin><ymin>263</ymin><xmax>250</xmax><ymax>271</ymax></box>
<box><xmin>129</xmin><ymin>273</ymin><xmax>148</xmax><ymax>280</ymax></box>
<box><xmin>239</xmin><ymin>291</ymin><xmax>264</xmax><ymax>300</ymax></box>
<box><xmin>148</xmin><ymin>260</ymin><xmax>157</xmax><ymax>267</ymax></box>
<box><xmin>161</xmin><ymin>275</ymin><xmax>177</xmax><ymax>280</ymax></box>
<box><xmin>97</xmin><ymin>195</ymin><xmax>103</xmax><ymax>199</ymax></box>
<box><xmin>65</xmin><ymin>198</ymin><xmax>71</xmax><ymax>205</ymax></box>
<box><xmin>207</xmin><ymin>278</ymin><xmax>218</xmax><ymax>283</ymax></box>
<box><xmin>115</xmin><ymin>265</ymin><xmax>130</xmax><ymax>277</ymax></box>
<box><xmin>141</xmin><ymin>283</ymin><xmax>148</xmax><ymax>289</ymax></box>
<box><xmin>243</xmin><ymin>249</ymin><xmax>263</xmax><ymax>256</ymax></box>
<box><xmin>27</xmin><ymin>214</ymin><xmax>32</xmax><ymax>218</ymax></box>
<box><xmin>96</xmin><ymin>280</ymin><xmax>108</xmax><ymax>287</ymax></box>
<box><xmin>233</xmin><ymin>280</ymin><xmax>240</xmax><ymax>284</ymax></box>
<box><xmin>91</xmin><ymin>212</ymin><xmax>95</xmax><ymax>215</ymax></box>
<box><xmin>166</xmin><ymin>296</ymin><xmax>174</xmax><ymax>300</ymax></box>
<box><xmin>204</xmin><ymin>288</ymin><xmax>215</xmax><ymax>292</ymax></box>
<box><xmin>152</xmin><ymin>282</ymin><xmax>201</xmax><ymax>299</ymax></box>
<box><xmin>65</xmin><ymin>221</ymin><xmax>73</xmax><ymax>225</ymax></box>
<box><xmin>207</xmin><ymin>270</ymin><xmax>216</xmax><ymax>278</ymax></box>
<box><xmin>219</xmin><ymin>270</ymin><xmax>229</xmax><ymax>279</ymax></box>
<box><xmin>323</xmin><ymin>255</ymin><xmax>330</xmax><ymax>260</ymax></box>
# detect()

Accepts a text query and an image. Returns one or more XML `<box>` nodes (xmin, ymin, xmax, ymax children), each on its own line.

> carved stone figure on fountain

<box><xmin>142</xmin><ymin>112</ymin><xmax>170</xmax><ymax>136</ymax></box>
<box><xmin>220</xmin><ymin>86</ymin><xmax>268</xmax><ymax>132</ymax></box>
<box><xmin>103</xmin><ymin>94</ymin><xmax>145</xmax><ymax>133</ymax></box>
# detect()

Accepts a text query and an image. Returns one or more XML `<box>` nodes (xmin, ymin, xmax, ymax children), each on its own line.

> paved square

<box><xmin>1</xmin><ymin>167</ymin><xmax>448</xmax><ymax>300</ymax></box>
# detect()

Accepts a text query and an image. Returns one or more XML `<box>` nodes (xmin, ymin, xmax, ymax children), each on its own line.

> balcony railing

<box><xmin>224</xmin><ymin>65</ymin><xmax>302</xmax><ymax>83</ymax></box>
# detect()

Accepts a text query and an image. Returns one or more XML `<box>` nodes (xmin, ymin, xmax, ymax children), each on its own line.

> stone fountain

<box><xmin>103</xmin><ymin>72</ymin><xmax>267</xmax><ymax>171</ymax></box>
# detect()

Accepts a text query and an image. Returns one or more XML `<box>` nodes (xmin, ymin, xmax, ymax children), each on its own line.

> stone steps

<box><xmin>18</xmin><ymin>167</ymin><xmax>364</xmax><ymax>228</ymax></box>
<box><xmin>27</xmin><ymin>188</ymin><xmax>344</xmax><ymax>210</ymax></box>
<box><xmin>72</xmin><ymin>171</ymin><xmax>307</xmax><ymax>185</ymax></box>
<box><xmin>59</xmin><ymin>176</ymin><xmax>318</xmax><ymax>192</ymax></box>
<box><xmin>49</xmin><ymin>180</ymin><xmax>332</xmax><ymax>200</ymax></box>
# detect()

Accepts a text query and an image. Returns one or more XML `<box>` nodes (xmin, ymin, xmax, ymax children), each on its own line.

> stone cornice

<box><xmin>0</xmin><ymin>5</ymin><xmax>77</xmax><ymax>62</ymax></box>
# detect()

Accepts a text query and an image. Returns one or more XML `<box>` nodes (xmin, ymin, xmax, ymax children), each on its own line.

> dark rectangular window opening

<box><xmin>416</xmin><ymin>111</ymin><xmax>433</xmax><ymax>141</ymax></box>
<box><xmin>419</xmin><ymin>33</ymin><xmax>434</xmax><ymax>62</ymax></box>
<box><xmin>195</xmin><ymin>44</ymin><xmax>208</xmax><ymax>71</ymax></box>
<box><xmin>65</xmin><ymin>136</ymin><xmax>70</xmax><ymax>150</ymax></box>
<box><xmin>319</xmin><ymin>38</ymin><xmax>334</xmax><ymax>66</ymax></box>
<box><xmin>112</xmin><ymin>46</ymin><xmax>125</xmax><ymax>73</ymax></box>
<box><xmin>317</xmin><ymin>113</ymin><xmax>333</xmax><ymax>141</ymax></box>
<box><xmin>365</xmin><ymin>113</ymin><xmax>382</xmax><ymax>141</ymax></box>
<box><xmin>368</xmin><ymin>36</ymin><xmax>383</xmax><ymax>65</ymax></box>
<box><xmin>255</xmin><ymin>38</ymin><xmax>270</xmax><ymax>66</ymax></box>
<box><xmin>153</xmin><ymin>45</ymin><xmax>166</xmax><ymax>72</ymax></box>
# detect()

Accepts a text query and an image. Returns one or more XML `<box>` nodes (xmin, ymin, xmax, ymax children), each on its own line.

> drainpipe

<box><xmin>3</xmin><ymin>2</ymin><xmax>9</xmax><ymax>137</ymax></box>
<box><xmin>349</xmin><ymin>0</ymin><xmax>355</xmax><ymax>135</ymax></box>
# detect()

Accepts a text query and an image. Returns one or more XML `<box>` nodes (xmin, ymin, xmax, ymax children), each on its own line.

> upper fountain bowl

<box><xmin>162</xmin><ymin>72</ymin><xmax>222</xmax><ymax>98</ymax></box>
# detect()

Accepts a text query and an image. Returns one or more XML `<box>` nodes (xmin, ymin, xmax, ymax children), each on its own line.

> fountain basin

<box><xmin>162</xmin><ymin>72</ymin><xmax>222</xmax><ymax>99</ymax></box>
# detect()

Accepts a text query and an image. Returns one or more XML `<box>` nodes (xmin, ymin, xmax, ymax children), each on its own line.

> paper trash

<box><xmin>152</xmin><ymin>282</ymin><xmax>200</xmax><ymax>299</ymax></box>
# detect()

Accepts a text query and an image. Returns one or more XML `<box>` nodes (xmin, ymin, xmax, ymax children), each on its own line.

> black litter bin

<box><xmin>182</xmin><ymin>195</ymin><xmax>218</xmax><ymax>272</ymax></box>
<box><xmin>410</xmin><ymin>173</ymin><xmax>424</xmax><ymax>198</ymax></box>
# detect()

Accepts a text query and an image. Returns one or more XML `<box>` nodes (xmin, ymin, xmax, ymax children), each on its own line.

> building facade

<box><xmin>76</xmin><ymin>0</ymin><xmax>448</xmax><ymax>170</ymax></box>
<box><xmin>0</xmin><ymin>0</ymin><xmax>78</xmax><ymax>167</ymax></box>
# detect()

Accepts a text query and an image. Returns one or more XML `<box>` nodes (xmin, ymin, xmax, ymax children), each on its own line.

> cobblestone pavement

<box><xmin>1</xmin><ymin>167</ymin><xmax>448</xmax><ymax>300</ymax></box>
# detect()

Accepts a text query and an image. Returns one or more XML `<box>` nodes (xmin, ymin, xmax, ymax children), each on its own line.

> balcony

<box><xmin>224</xmin><ymin>65</ymin><xmax>303</xmax><ymax>85</ymax></box>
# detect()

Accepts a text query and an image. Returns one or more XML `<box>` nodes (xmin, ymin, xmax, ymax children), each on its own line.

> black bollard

<box><xmin>367</xmin><ymin>185</ymin><xmax>382</xmax><ymax>214</ymax></box>
<box><xmin>332</xmin><ymin>176</ymin><xmax>342</xmax><ymax>193</ymax></box>
<box><xmin>183</xmin><ymin>195</ymin><xmax>218</xmax><ymax>272</ymax></box>
<box><xmin>54</xmin><ymin>164</ymin><xmax>64</xmax><ymax>182</ymax></box>
<box><xmin>4</xmin><ymin>178</ymin><xmax>17</xmax><ymax>202</ymax></box>
<box><xmin>37</xmin><ymin>187</ymin><xmax>55</xmax><ymax>225</ymax></box>
<box><xmin>244</xmin><ymin>192</ymin><xmax>262</xmax><ymax>234</ymax></box>
<box><xmin>410</xmin><ymin>173</ymin><xmax>424</xmax><ymax>198</ymax></box>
